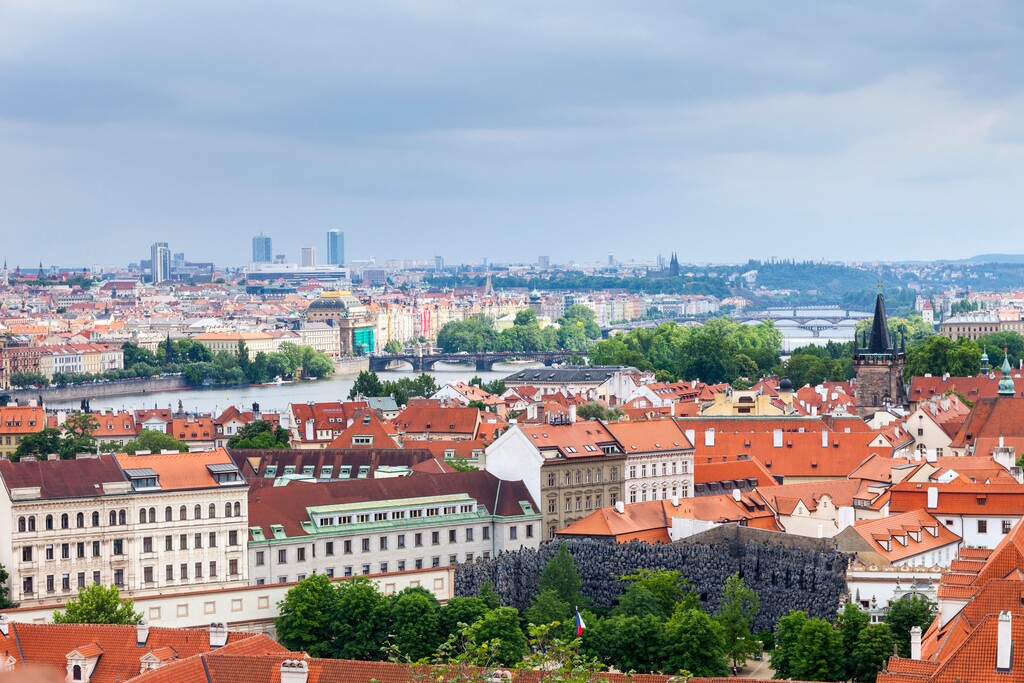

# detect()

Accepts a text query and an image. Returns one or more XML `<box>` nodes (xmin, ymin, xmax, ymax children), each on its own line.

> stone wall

<box><xmin>455</xmin><ymin>527</ymin><xmax>849</xmax><ymax>631</ymax></box>
<box><xmin>6</xmin><ymin>376</ymin><xmax>189</xmax><ymax>405</ymax></box>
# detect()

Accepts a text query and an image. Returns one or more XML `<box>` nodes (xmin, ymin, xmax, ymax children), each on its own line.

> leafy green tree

<box><xmin>227</xmin><ymin>419</ymin><xmax>290</xmax><ymax>449</ymax></box>
<box><xmin>715</xmin><ymin>572</ymin><xmax>760</xmax><ymax>666</ymax></box>
<box><xmin>905</xmin><ymin>336</ymin><xmax>981</xmax><ymax>379</ymax></box>
<box><xmin>664</xmin><ymin>606</ymin><xmax>729</xmax><ymax>676</ymax></box>
<box><xmin>772</xmin><ymin>610</ymin><xmax>809</xmax><ymax>679</ymax></box>
<box><xmin>121</xmin><ymin>342</ymin><xmax>158</xmax><ymax>367</ymax></box>
<box><xmin>539</xmin><ymin>545</ymin><xmax>584</xmax><ymax>608</ymax></box>
<box><xmin>439</xmin><ymin>596</ymin><xmax>489</xmax><ymax>640</ymax></box>
<box><xmin>301</xmin><ymin>349</ymin><xmax>335</xmax><ymax>378</ymax></box>
<box><xmin>349</xmin><ymin>370</ymin><xmax>385</xmax><ymax>399</ymax></box>
<box><xmin>514</xmin><ymin>309</ymin><xmax>539</xmax><ymax>327</ymax></box>
<box><xmin>469</xmin><ymin>376</ymin><xmax>506</xmax><ymax>395</ymax></box>
<box><xmin>0</xmin><ymin>564</ymin><xmax>10</xmax><ymax>608</ymax></box>
<box><xmin>560</xmin><ymin>305</ymin><xmax>601</xmax><ymax>339</ymax></box>
<box><xmin>390</xmin><ymin>587</ymin><xmax>442</xmax><ymax>661</ymax></box>
<box><xmin>524</xmin><ymin>589</ymin><xmax>572</xmax><ymax>633</ymax></box>
<box><xmin>837</xmin><ymin>603</ymin><xmax>869</xmax><ymax>679</ymax></box>
<box><xmin>611</xmin><ymin>584</ymin><xmax>662</xmax><ymax>619</ymax></box>
<box><xmin>586</xmin><ymin>615</ymin><xmax>666</xmax><ymax>673</ymax></box>
<box><xmin>437</xmin><ymin>315</ymin><xmax>498</xmax><ymax>353</ymax></box>
<box><xmin>61</xmin><ymin>413</ymin><xmax>99</xmax><ymax>457</ymax></box>
<box><xmin>619</xmin><ymin>569</ymin><xmax>699</xmax><ymax>620</ymax></box>
<box><xmin>276</xmin><ymin>574</ymin><xmax>340</xmax><ymax>657</ymax></box>
<box><xmin>333</xmin><ymin>577</ymin><xmax>390</xmax><ymax>660</ymax></box>
<box><xmin>792</xmin><ymin>617</ymin><xmax>844</xmax><ymax>681</ymax></box>
<box><xmin>121</xmin><ymin>429</ymin><xmax>189</xmax><ymax>454</ymax></box>
<box><xmin>976</xmin><ymin>331</ymin><xmax>1024</xmax><ymax>370</ymax></box>
<box><xmin>12</xmin><ymin>428</ymin><xmax>64</xmax><ymax>460</ymax></box>
<box><xmin>384</xmin><ymin>339</ymin><xmax>404</xmax><ymax>354</ymax></box>
<box><xmin>53</xmin><ymin>584</ymin><xmax>142</xmax><ymax>624</ymax></box>
<box><xmin>851</xmin><ymin>623</ymin><xmax>896</xmax><ymax>683</ymax></box>
<box><xmin>9</xmin><ymin>371</ymin><xmax>48</xmax><ymax>388</ymax></box>
<box><xmin>471</xmin><ymin>606</ymin><xmax>528</xmax><ymax>665</ymax></box>
<box><xmin>477</xmin><ymin>581</ymin><xmax>501</xmax><ymax>609</ymax></box>
<box><xmin>886</xmin><ymin>595</ymin><xmax>935</xmax><ymax>657</ymax></box>
<box><xmin>575</xmin><ymin>401</ymin><xmax>624</xmax><ymax>422</ymax></box>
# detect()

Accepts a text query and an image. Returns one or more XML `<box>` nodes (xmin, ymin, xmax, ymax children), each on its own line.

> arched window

<box><xmin>165</xmin><ymin>507</ymin><xmax>172</xmax><ymax>522</ymax></box>
<box><xmin>139</xmin><ymin>509</ymin><xmax>147</xmax><ymax>524</ymax></box>
<box><xmin>149</xmin><ymin>507</ymin><xmax>156</xmax><ymax>522</ymax></box>
<box><xmin>61</xmin><ymin>514</ymin><xmax>69</xmax><ymax>530</ymax></box>
<box><xmin>17</xmin><ymin>517</ymin><xmax>25</xmax><ymax>533</ymax></box>
<box><xmin>76</xmin><ymin>512</ymin><xmax>84</xmax><ymax>528</ymax></box>
<box><xmin>28</xmin><ymin>516</ymin><xmax>35</xmax><ymax>532</ymax></box>
<box><xmin>194</xmin><ymin>505</ymin><xmax>202</xmax><ymax>520</ymax></box>
<box><xmin>92</xmin><ymin>512</ymin><xmax>100</xmax><ymax>527</ymax></box>
<box><xmin>118</xmin><ymin>510</ymin><xmax>126</xmax><ymax>525</ymax></box>
<box><xmin>179</xmin><ymin>506</ymin><xmax>186</xmax><ymax>521</ymax></box>
<box><xmin>46</xmin><ymin>515</ymin><xmax>54</xmax><ymax>530</ymax></box>
<box><xmin>209</xmin><ymin>504</ymin><xmax>216</xmax><ymax>519</ymax></box>
<box><xmin>233</xmin><ymin>502</ymin><xmax>241</xmax><ymax>517</ymax></box>
<box><xmin>72</xmin><ymin>664</ymin><xmax>82</xmax><ymax>681</ymax></box>
<box><xmin>225</xmin><ymin>503</ymin><xmax>232</xmax><ymax>518</ymax></box>
<box><xmin>109</xmin><ymin>511</ymin><xmax>117</xmax><ymax>526</ymax></box>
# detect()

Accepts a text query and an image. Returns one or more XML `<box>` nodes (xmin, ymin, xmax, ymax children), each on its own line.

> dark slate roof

<box><xmin>0</xmin><ymin>455</ymin><xmax>126</xmax><ymax>499</ymax></box>
<box><xmin>868</xmin><ymin>292</ymin><xmax>892</xmax><ymax>354</ymax></box>
<box><xmin>247</xmin><ymin>470</ymin><xmax>537</xmax><ymax>538</ymax></box>
<box><xmin>502</xmin><ymin>365</ymin><xmax>636</xmax><ymax>384</ymax></box>
<box><xmin>227</xmin><ymin>448</ymin><xmax>439</xmax><ymax>478</ymax></box>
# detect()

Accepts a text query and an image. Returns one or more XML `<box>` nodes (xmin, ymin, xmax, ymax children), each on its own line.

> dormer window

<box><xmin>124</xmin><ymin>468</ymin><xmax>160</xmax><ymax>490</ymax></box>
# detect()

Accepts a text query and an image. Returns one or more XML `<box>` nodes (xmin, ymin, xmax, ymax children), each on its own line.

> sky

<box><xmin>1</xmin><ymin>1</ymin><xmax>1023</xmax><ymax>268</ymax></box>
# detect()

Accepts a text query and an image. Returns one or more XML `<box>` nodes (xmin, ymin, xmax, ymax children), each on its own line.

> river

<box><xmin>46</xmin><ymin>362</ymin><xmax>537</xmax><ymax>414</ymax></box>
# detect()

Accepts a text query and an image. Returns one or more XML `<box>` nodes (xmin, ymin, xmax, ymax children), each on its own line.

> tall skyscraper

<box><xmin>301</xmin><ymin>247</ymin><xmax>316</xmax><ymax>267</ymax></box>
<box><xmin>150</xmin><ymin>242</ymin><xmax>170</xmax><ymax>283</ymax></box>
<box><xmin>252</xmin><ymin>234</ymin><xmax>272</xmax><ymax>263</ymax></box>
<box><xmin>326</xmin><ymin>229</ymin><xmax>345</xmax><ymax>266</ymax></box>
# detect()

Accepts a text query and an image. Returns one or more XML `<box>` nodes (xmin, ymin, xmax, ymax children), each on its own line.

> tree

<box><xmin>121</xmin><ymin>429</ymin><xmax>189</xmax><ymax>454</ymax></box>
<box><xmin>9</xmin><ymin>371</ymin><xmax>47</xmax><ymax>388</ymax></box>
<box><xmin>976</xmin><ymin>331</ymin><xmax>1024</xmax><ymax>370</ymax></box>
<box><xmin>349</xmin><ymin>370</ymin><xmax>385</xmax><ymax>399</ymax></box>
<box><xmin>439</xmin><ymin>596</ymin><xmax>489</xmax><ymax>641</ymax></box>
<box><xmin>586</xmin><ymin>615</ymin><xmax>666</xmax><ymax>673</ymax></box>
<box><xmin>227</xmin><ymin>420</ymin><xmax>290</xmax><ymax>449</ymax></box>
<box><xmin>0</xmin><ymin>564</ymin><xmax>11</xmax><ymax>608</ymax></box>
<box><xmin>575</xmin><ymin>401</ymin><xmax>624</xmax><ymax>422</ymax></box>
<box><xmin>618</xmin><ymin>568</ymin><xmax>698</xmax><ymax>620</ymax></box>
<box><xmin>886</xmin><ymin>595</ymin><xmax>935</xmax><ymax>657</ymax></box>
<box><xmin>837</xmin><ymin>603</ymin><xmax>869</xmax><ymax>680</ymax></box>
<box><xmin>61</xmin><ymin>413</ymin><xmax>99</xmax><ymax>458</ymax></box>
<box><xmin>276</xmin><ymin>574</ymin><xmax>340</xmax><ymax>658</ymax></box>
<box><xmin>390</xmin><ymin>587</ymin><xmax>442</xmax><ymax>661</ymax></box>
<box><xmin>333</xmin><ymin>577</ymin><xmax>390</xmax><ymax>660</ymax></box>
<box><xmin>477</xmin><ymin>581</ymin><xmax>501</xmax><ymax>609</ymax></box>
<box><xmin>715</xmin><ymin>572</ymin><xmax>759</xmax><ymax>666</ymax></box>
<box><xmin>560</xmin><ymin>305</ymin><xmax>601</xmax><ymax>339</ymax></box>
<box><xmin>12</xmin><ymin>428</ymin><xmax>64</xmax><ymax>460</ymax></box>
<box><xmin>905</xmin><ymin>335</ymin><xmax>981</xmax><ymax>379</ymax></box>
<box><xmin>851</xmin><ymin>624</ymin><xmax>896</xmax><ymax>683</ymax></box>
<box><xmin>437</xmin><ymin>315</ymin><xmax>499</xmax><ymax>353</ymax></box>
<box><xmin>302</xmin><ymin>350</ymin><xmax>335</xmax><ymax>378</ymax></box>
<box><xmin>53</xmin><ymin>584</ymin><xmax>142</xmax><ymax>624</ymax></box>
<box><xmin>539</xmin><ymin>545</ymin><xmax>584</xmax><ymax>608</ymax></box>
<box><xmin>664</xmin><ymin>606</ymin><xmax>729</xmax><ymax>676</ymax></box>
<box><xmin>384</xmin><ymin>339</ymin><xmax>404</xmax><ymax>354</ymax></box>
<box><xmin>514</xmin><ymin>309</ymin><xmax>539</xmax><ymax>327</ymax></box>
<box><xmin>771</xmin><ymin>610</ymin><xmax>809</xmax><ymax>679</ymax></box>
<box><xmin>792</xmin><ymin>617</ymin><xmax>844</xmax><ymax>681</ymax></box>
<box><xmin>524</xmin><ymin>589</ymin><xmax>572</xmax><ymax>634</ymax></box>
<box><xmin>470</xmin><ymin>607</ymin><xmax>528</xmax><ymax>666</ymax></box>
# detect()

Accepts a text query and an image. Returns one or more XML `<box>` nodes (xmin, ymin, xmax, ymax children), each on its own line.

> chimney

<box><xmin>670</xmin><ymin>496</ymin><xmax>680</xmax><ymax>507</ymax></box>
<box><xmin>614</xmin><ymin>501</ymin><xmax>625</xmax><ymax>514</ymax></box>
<box><xmin>0</xmin><ymin>615</ymin><xmax>7</xmax><ymax>637</ymax></box>
<box><xmin>927</xmin><ymin>486</ymin><xmax>938</xmax><ymax>510</ymax></box>
<box><xmin>732</xmin><ymin>488</ymin><xmax>741</xmax><ymax>502</ymax></box>
<box><xmin>998</xmin><ymin>611</ymin><xmax>1012</xmax><ymax>671</ymax></box>
<box><xmin>280</xmin><ymin>660</ymin><xmax>310</xmax><ymax>683</ymax></box>
<box><xmin>704</xmin><ymin>429</ymin><xmax>715</xmax><ymax>447</ymax></box>
<box><xmin>527</xmin><ymin>404</ymin><xmax>538</xmax><ymax>421</ymax></box>
<box><xmin>821</xmin><ymin>431</ymin><xmax>829</xmax><ymax>449</ymax></box>
<box><xmin>811</xmin><ymin>405</ymin><xmax>818</xmax><ymax>417</ymax></box>
<box><xmin>685</xmin><ymin>430</ymin><xmax>696</xmax><ymax>447</ymax></box>
<box><xmin>304</xmin><ymin>419</ymin><xmax>314</xmax><ymax>442</ymax></box>
<box><xmin>926</xmin><ymin>450</ymin><xmax>937</xmax><ymax>464</ymax></box>
<box><xmin>910</xmin><ymin>626</ymin><xmax>922</xmax><ymax>660</ymax></box>
<box><xmin>773</xmin><ymin>429</ymin><xmax>783</xmax><ymax>448</ymax></box>
<box><xmin>209</xmin><ymin>622</ymin><xmax>228</xmax><ymax>648</ymax></box>
<box><xmin>137</xmin><ymin>618</ymin><xmax>150</xmax><ymax>645</ymax></box>
<box><xmin>568</xmin><ymin>404</ymin><xmax>577</xmax><ymax>424</ymax></box>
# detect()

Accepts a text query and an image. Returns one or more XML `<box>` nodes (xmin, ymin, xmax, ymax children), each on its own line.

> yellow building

<box><xmin>0</xmin><ymin>405</ymin><xmax>45</xmax><ymax>458</ymax></box>
<box><xmin>191</xmin><ymin>332</ymin><xmax>277</xmax><ymax>360</ymax></box>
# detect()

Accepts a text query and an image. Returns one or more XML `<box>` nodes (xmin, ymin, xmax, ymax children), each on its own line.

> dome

<box><xmin>529</xmin><ymin>290</ymin><xmax>542</xmax><ymax>302</ymax></box>
<box><xmin>779</xmin><ymin>377</ymin><xmax>793</xmax><ymax>392</ymax></box>
<box><xmin>307</xmin><ymin>291</ymin><xmax>362</xmax><ymax>311</ymax></box>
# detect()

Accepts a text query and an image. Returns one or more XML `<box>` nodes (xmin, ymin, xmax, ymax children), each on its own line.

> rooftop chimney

<box><xmin>998</xmin><ymin>611</ymin><xmax>1012</xmax><ymax>671</ymax></box>
<box><xmin>926</xmin><ymin>450</ymin><xmax>937</xmax><ymax>464</ymax></box>
<box><xmin>671</xmin><ymin>496</ymin><xmax>680</xmax><ymax>507</ymax></box>
<box><xmin>137</xmin><ymin>618</ymin><xmax>149</xmax><ymax>646</ymax></box>
<box><xmin>927</xmin><ymin>486</ymin><xmax>939</xmax><ymax>510</ymax></box>
<box><xmin>304</xmin><ymin>419</ymin><xmax>314</xmax><ymax>442</ymax></box>
<box><xmin>732</xmin><ymin>488</ymin><xmax>742</xmax><ymax>502</ymax></box>
<box><xmin>614</xmin><ymin>501</ymin><xmax>625</xmax><ymax>514</ymax></box>
<box><xmin>773</xmin><ymin>429</ymin><xmax>783</xmax><ymax>448</ymax></box>
<box><xmin>704</xmin><ymin>429</ymin><xmax>715</xmax><ymax>447</ymax></box>
<box><xmin>280</xmin><ymin>659</ymin><xmax>310</xmax><ymax>683</ymax></box>
<box><xmin>910</xmin><ymin>626</ymin><xmax>921</xmax><ymax>660</ymax></box>
<box><xmin>822</xmin><ymin>431</ymin><xmax>829</xmax><ymax>449</ymax></box>
<box><xmin>209</xmin><ymin>622</ymin><xmax>228</xmax><ymax>649</ymax></box>
<box><xmin>0</xmin><ymin>615</ymin><xmax>7</xmax><ymax>637</ymax></box>
<box><xmin>568</xmin><ymin>404</ymin><xmax>577</xmax><ymax>424</ymax></box>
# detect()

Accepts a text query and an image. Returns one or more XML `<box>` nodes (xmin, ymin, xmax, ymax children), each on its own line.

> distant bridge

<box><xmin>368</xmin><ymin>351</ymin><xmax>577</xmax><ymax>373</ymax></box>
<box><xmin>603</xmin><ymin>309</ymin><xmax>871</xmax><ymax>340</ymax></box>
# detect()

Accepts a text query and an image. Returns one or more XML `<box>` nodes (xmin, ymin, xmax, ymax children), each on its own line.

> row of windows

<box><xmin>21</xmin><ymin>531</ymin><xmax>241</xmax><ymax>561</ymax></box>
<box><xmin>16</xmin><ymin>501</ymin><xmax>243</xmax><ymax>534</ymax></box>
<box><xmin>317</xmin><ymin>504</ymin><xmax>475</xmax><ymax>527</ymax></box>
<box><xmin>255</xmin><ymin>552</ymin><xmax>494</xmax><ymax>584</ymax></box>
<box><xmin>142</xmin><ymin>560</ymin><xmax>239</xmax><ymax>583</ymax></box>
<box><xmin>547</xmin><ymin>467</ymin><xmax>619</xmax><ymax>488</ymax></box>
<box><xmin>629</xmin><ymin>485</ymin><xmax>687</xmax><ymax>503</ymax></box>
<box><xmin>628</xmin><ymin>462</ymin><xmax>690</xmax><ymax>478</ymax></box>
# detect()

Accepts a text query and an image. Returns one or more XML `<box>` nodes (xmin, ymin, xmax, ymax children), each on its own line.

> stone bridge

<box><xmin>368</xmin><ymin>351</ymin><xmax>576</xmax><ymax>372</ymax></box>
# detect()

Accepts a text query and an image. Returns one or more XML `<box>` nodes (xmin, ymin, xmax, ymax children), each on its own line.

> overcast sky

<box><xmin>1</xmin><ymin>1</ymin><xmax>1023</xmax><ymax>269</ymax></box>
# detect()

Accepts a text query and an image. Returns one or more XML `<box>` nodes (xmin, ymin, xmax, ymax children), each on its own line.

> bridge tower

<box><xmin>853</xmin><ymin>290</ymin><xmax>906</xmax><ymax>416</ymax></box>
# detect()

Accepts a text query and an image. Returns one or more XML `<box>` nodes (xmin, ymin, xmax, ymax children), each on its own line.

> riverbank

<box><xmin>7</xmin><ymin>376</ymin><xmax>190</xmax><ymax>405</ymax></box>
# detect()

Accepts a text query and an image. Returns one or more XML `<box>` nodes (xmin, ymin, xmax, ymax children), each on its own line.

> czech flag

<box><xmin>575</xmin><ymin>609</ymin><xmax>586</xmax><ymax>637</ymax></box>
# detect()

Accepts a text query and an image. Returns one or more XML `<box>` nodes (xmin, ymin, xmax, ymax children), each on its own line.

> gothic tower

<box><xmin>853</xmin><ymin>291</ymin><xmax>907</xmax><ymax>416</ymax></box>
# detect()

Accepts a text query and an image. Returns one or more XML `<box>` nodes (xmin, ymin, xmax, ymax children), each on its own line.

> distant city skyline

<box><xmin>2</xmin><ymin>3</ymin><xmax>1024</xmax><ymax>265</ymax></box>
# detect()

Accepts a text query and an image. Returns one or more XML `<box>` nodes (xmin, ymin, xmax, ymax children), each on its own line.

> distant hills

<box><xmin>944</xmin><ymin>254</ymin><xmax>1024</xmax><ymax>265</ymax></box>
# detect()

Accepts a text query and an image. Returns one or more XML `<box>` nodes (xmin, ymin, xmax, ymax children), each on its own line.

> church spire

<box><xmin>999</xmin><ymin>347</ymin><xmax>1015</xmax><ymax>396</ymax></box>
<box><xmin>867</xmin><ymin>290</ymin><xmax>892</xmax><ymax>354</ymax></box>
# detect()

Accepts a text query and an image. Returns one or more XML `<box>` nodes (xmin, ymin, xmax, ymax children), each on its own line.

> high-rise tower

<box><xmin>327</xmin><ymin>229</ymin><xmax>345</xmax><ymax>266</ymax></box>
<box><xmin>252</xmin><ymin>234</ymin><xmax>272</xmax><ymax>263</ymax></box>
<box><xmin>150</xmin><ymin>242</ymin><xmax>170</xmax><ymax>283</ymax></box>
